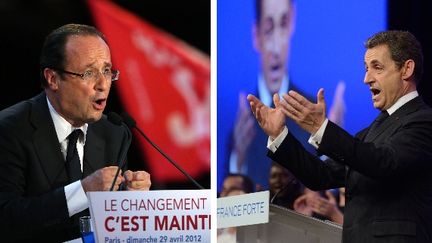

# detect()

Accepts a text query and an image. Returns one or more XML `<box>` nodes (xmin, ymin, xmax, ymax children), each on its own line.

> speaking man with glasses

<box><xmin>0</xmin><ymin>24</ymin><xmax>151</xmax><ymax>242</ymax></box>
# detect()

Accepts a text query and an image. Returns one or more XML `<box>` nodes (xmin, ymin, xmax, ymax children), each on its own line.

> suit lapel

<box><xmin>30</xmin><ymin>93</ymin><xmax>107</xmax><ymax>182</ymax></box>
<box><xmin>363</xmin><ymin>116</ymin><xmax>394</xmax><ymax>142</ymax></box>
<box><xmin>364</xmin><ymin>97</ymin><xmax>424</xmax><ymax>142</ymax></box>
<box><xmin>30</xmin><ymin>93</ymin><xmax>69</xmax><ymax>186</ymax></box>
<box><xmin>83</xmin><ymin>125</ymin><xmax>106</xmax><ymax>177</ymax></box>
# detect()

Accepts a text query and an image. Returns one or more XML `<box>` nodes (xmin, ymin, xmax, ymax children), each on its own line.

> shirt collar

<box><xmin>258</xmin><ymin>74</ymin><xmax>289</xmax><ymax>107</ymax></box>
<box><xmin>386</xmin><ymin>90</ymin><xmax>418</xmax><ymax>115</ymax></box>
<box><xmin>46</xmin><ymin>97</ymin><xmax>88</xmax><ymax>143</ymax></box>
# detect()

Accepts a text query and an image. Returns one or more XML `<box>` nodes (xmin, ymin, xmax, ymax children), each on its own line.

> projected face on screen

<box><xmin>217</xmin><ymin>0</ymin><xmax>387</xmax><ymax>192</ymax></box>
<box><xmin>254</xmin><ymin>0</ymin><xmax>295</xmax><ymax>94</ymax></box>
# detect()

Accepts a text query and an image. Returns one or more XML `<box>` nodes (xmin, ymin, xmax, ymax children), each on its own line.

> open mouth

<box><xmin>271</xmin><ymin>63</ymin><xmax>281</xmax><ymax>71</ymax></box>
<box><xmin>370</xmin><ymin>87</ymin><xmax>381</xmax><ymax>98</ymax></box>
<box><xmin>93</xmin><ymin>98</ymin><xmax>106</xmax><ymax>110</ymax></box>
<box><xmin>95</xmin><ymin>98</ymin><xmax>105</xmax><ymax>105</ymax></box>
<box><xmin>268</xmin><ymin>63</ymin><xmax>283</xmax><ymax>82</ymax></box>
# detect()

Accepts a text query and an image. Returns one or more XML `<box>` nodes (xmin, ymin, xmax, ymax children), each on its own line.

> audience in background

<box><xmin>269</xmin><ymin>162</ymin><xmax>304</xmax><ymax>209</ymax></box>
<box><xmin>219</xmin><ymin>173</ymin><xmax>255</xmax><ymax>197</ymax></box>
<box><xmin>294</xmin><ymin>188</ymin><xmax>344</xmax><ymax>224</ymax></box>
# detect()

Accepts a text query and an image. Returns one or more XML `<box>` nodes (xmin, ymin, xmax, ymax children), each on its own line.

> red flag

<box><xmin>88</xmin><ymin>0</ymin><xmax>210</xmax><ymax>183</ymax></box>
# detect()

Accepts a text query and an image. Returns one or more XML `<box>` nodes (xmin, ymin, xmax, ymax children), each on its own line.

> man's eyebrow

<box><xmin>82</xmin><ymin>61</ymin><xmax>112</xmax><ymax>69</ymax></box>
<box><xmin>369</xmin><ymin>59</ymin><xmax>382</xmax><ymax>66</ymax></box>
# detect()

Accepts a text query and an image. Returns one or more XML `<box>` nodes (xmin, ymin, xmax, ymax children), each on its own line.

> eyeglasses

<box><xmin>53</xmin><ymin>67</ymin><xmax>120</xmax><ymax>82</ymax></box>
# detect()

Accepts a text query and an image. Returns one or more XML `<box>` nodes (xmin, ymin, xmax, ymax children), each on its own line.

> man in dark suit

<box><xmin>0</xmin><ymin>24</ymin><xmax>151</xmax><ymax>242</ymax></box>
<box><xmin>248</xmin><ymin>30</ymin><xmax>432</xmax><ymax>242</ymax></box>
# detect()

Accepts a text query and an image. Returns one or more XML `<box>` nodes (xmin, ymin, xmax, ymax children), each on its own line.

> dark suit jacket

<box><xmin>0</xmin><ymin>92</ymin><xmax>128</xmax><ymax>242</ymax></box>
<box><xmin>268</xmin><ymin>96</ymin><xmax>432</xmax><ymax>243</ymax></box>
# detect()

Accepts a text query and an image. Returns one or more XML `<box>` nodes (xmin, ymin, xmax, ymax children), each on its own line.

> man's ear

<box><xmin>43</xmin><ymin>68</ymin><xmax>59</xmax><ymax>90</ymax></box>
<box><xmin>401</xmin><ymin>59</ymin><xmax>415</xmax><ymax>81</ymax></box>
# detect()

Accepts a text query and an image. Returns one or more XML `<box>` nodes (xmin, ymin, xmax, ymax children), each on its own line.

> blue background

<box><xmin>217</xmin><ymin>0</ymin><xmax>387</xmax><ymax>192</ymax></box>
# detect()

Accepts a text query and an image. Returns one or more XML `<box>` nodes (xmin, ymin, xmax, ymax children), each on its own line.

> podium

<box><xmin>88</xmin><ymin>190</ymin><xmax>211</xmax><ymax>242</ymax></box>
<box><xmin>236</xmin><ymin>204</ymin><xmax>342</xmax><ymax>243</ymax></box>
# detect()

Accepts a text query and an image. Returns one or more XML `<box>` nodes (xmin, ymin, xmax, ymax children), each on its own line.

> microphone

<box><xmin>120</xmin><ymin>111</ymin><xmax>205</xmax><ymax>189</ymax></box>
<box><xmin>270</xmin><ymin>177</ymin><xmax>297</xmax><ymax>204</ymax></box>
<box><xmin>270</xmin><ymin>184</ymin><xmax>288</xmax><ymax>204</ymax></box>
<box><xmin>107</xmin><ymin>112</ymin><xmax>132</xmax><ymax>191</ymax></box>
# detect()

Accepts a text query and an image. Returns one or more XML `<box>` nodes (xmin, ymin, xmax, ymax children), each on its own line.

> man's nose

<box><xmin>94</xmin><ymin>72</ymin><xmax>111</xmax><ymax>91</ymax></box>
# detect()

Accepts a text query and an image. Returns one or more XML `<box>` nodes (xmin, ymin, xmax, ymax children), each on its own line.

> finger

<box><xmin>283</xmin><ymin>93</ymin><xmax>305</xmax><ymax>114</ymax></box>
<box><xmin>247</xmin><ymin>94</ymin><xmax>260</xmax><ymax>116</ymax></box>
<box><xmin>123</xmin><ymin>170</ymin><xmax>133</xmax><ymax>178</ymax></box>
<box><xmin>280</xmin><ymin>96</ymin><xmax>301</xmax><ymax>120</ymax></box>
<box><xmin>288</xmin><ymin>90</ymin><xmax>312</xmax><ymax>107</ymax></box>
<box><xmin>127</xmin><ymin>179</ymin><xmax>151</xmax><ymax>191</ymax></box>
<box><xmin>273</xmin><ymin>93</ymin><xmax>280</xmax><ymax>108</ymax></box>
<box><xmin>247</xmin><ymin>94</ymin><xmax>265</xmax><ymax>109</ymax></box>
<box><xmin>104</xmin><ymin>166</ymin><xmax>121</xmax><ymax>178</ymax></box>
<box><xmin>114</xmin><ymin>174</ymin><xmax>124</xmax><ymax>185</ymax></box>
<box><xmin>293</xmin><ymin>195</ymin><xmax>304</xmax><ymax>206</ymax></box>
<box><xmin>310</xmin><ymin>203</ymin><xmax>321</xmax><ymax>212</ymax></box>
<box><xmin>108</xmin><ymin>175</ymin><xmax>123</xmax><ymax>191</ymax></box>
<box><xmin>317</xmin><ymin>88</ymin><xmax>325</xmax><ymax>106</ymax></box>
<box><xmin>104</xmin><ymin>165</ymin><xmax>119</xmax><ymax>172</ymax></box>
<box><xmin>247</xmin><ymin>93</ymin><xmax>257</xmax><ymax>100</ymax></box>
<box><xmin>247</xmin><ymin>94</ymin><xmax>260</xmax><ymax>105</ymax></box>
<box><xmin>255</xmin><ymin>105</ymin><xmax>263</xmax><ymax>124</ymax></box>
<box><xmin>133</xmin><ymin>171</ymin><xmax>151</xmax><ymax>180</ymax></box>
<box><xmin>101</xmin><ymin>166</ymin><xmax>120</xmax><ymax>179</ymax></box>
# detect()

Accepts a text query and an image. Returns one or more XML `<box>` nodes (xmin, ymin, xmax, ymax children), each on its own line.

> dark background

<box><xmin>0</xmin><ymin>0</ymin><xmax>210</xmax><ymax>189</ymax></box>
<box><xmin>388</xmin><ymin>0</ymin><xmax>432</xmax><ymax>106</ymax></box>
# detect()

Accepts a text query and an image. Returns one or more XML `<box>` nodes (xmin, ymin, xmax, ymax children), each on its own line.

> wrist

<box><xmin>270</xmin><ymin>127</ymin><xmax>284</xmax><ymax>139</ymax></box>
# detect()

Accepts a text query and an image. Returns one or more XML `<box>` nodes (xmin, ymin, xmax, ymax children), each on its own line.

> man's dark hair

<box><xmin>365</xmin><ymin>30</ymin><xmax>423</xmax><ymax>84</ymax></box>
<box><xmin>39</xmin><ymin>24</ymin><xmax>107</xmax><ymax>87</ymax></box>
<box><xmin>255</xmin><ymin>0</ymin><xmax>293</xmax><ymax>24</ymax></box>
<box><xmin>226</xmin><ymin>173</ymin><xmax>255</xmax><ymax>194</ymax></box>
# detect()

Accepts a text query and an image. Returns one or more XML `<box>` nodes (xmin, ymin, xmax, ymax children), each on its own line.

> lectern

<box><xmin>236</xmin><ymin>204</ymin><xmax>342</xmax><ymax>243</ymax></box>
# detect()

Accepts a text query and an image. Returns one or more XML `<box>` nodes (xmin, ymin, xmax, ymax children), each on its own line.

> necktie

<box><xmin>66</xmin><ymin>129</ymin><xmax>83</xmax><ymax>182</ymax></box>
<box><xmin>365</xmin><ymin>111</ymin><xmax>389</xmax><ymax>141</ymax></box>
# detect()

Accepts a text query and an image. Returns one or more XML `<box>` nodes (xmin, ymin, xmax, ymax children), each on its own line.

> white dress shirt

<box><xmin>47</xmin><ymin>97</ymin><xmax>89</xmax><ymax>217</ymax></box>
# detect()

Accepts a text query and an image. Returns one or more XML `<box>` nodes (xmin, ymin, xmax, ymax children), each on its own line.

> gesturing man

<box><xmin>248</xmin><ymin>30</ymin><xmax>432</xmax><ymax>242</ymax></box>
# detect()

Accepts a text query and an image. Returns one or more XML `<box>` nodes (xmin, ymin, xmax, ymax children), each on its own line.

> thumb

<box><xmin>273</xmin><ymin>93</ymin><xmax>280</xmax><ymax>108</ymax></box>
<box><xmin>317</xmin><ymin>88</ymin><xmax>325</xmax><ymax>105</ymax></box>
<box><xmin>246</xmin><ymin>94</ymin><xmax>259</xmax><ymax>110</ymax></box>
<box><xmin>247</xmin><ymin>94</ymin><xmax>259</xmax><ymax>104</ymax></box>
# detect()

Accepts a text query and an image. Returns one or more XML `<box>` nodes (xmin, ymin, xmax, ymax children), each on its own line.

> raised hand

<box><xmin>309</xmin><ymin>190</ymin><xmax>344</xmax><ymax>224</ymax></box>
<box><xmin>247</xmin><ymin>94</ymin><xmax>286</xmax><ymax>139</ymax></box>
<box><xmin>280</xmin><ymin>89</ymin><xmax>327</xmax><ymax>134</ymax></box>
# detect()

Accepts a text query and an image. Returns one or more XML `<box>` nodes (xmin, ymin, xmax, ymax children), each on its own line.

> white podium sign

<box><xmin>217</xmin><ymin>191</ymin><xmax>269</xmax><ymax>228</ymax></box>
<box><xmin>88</xmin><ymin>190</ymin><xmax>211</xmax><ymax>243</ymax></box>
